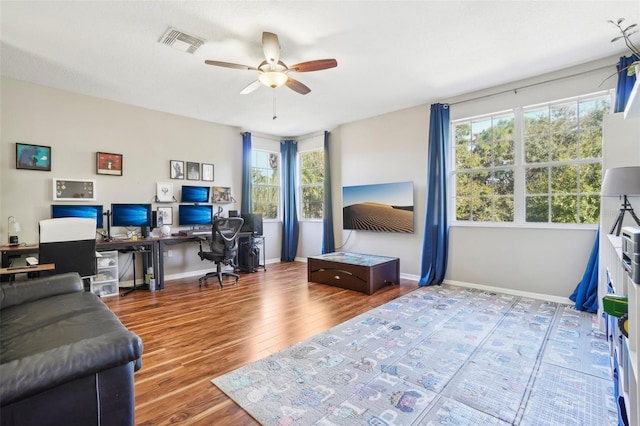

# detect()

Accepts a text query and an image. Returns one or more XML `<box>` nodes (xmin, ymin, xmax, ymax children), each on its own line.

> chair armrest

<box><xmin>0</xmin><ymin>273</ymin><xmax>84</xmax><ymax>310</ymax></box>
<box><xmin>0</xmin><ymin>329</ymin><xmax>143</xmax><ymax>405</ymax></box>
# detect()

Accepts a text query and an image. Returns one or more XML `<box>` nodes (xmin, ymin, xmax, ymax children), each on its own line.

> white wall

<box><xmin>1</xmin><ymin>77</ymin><xmax>244</xmax><ymax>281</ymax></box>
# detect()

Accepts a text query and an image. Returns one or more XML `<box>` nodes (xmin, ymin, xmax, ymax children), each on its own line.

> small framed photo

<box><xmin>16</xmin><ymin>143</ymin><xmax>51</xmax><ymax>171</ymax></box>
<box><xmin>212</xmin><ymin>186</ymin><xmax>232</xmax><ymax>203</ymax></box>
<box><xmin>186</xmin><ymin>162</ymin><xmax>200</xmax><ymax>180</ymax></box>
<box><xmin>157</xmin><ymin>207</ymin><xmax>173</xmax><ymax>225</ymax></box>
<box><xmin>53</xmin><ymin>178</ymin><xmax>96</xmax><ymax>201</ymax></box>
<box><xmin>156</xmin><ymin>182</ymin><xmax>175</xmax><ymax>202</ymax></box>
<box><xmin>170</xmin><ymin>160</ymin><xmax>184</xmax><ymax>179</ymax></box>
<box><xmin>96</xmin><ymin>152</ymin><xmax>123</xmax><ymax>176</ymax></box>
<box><xmin>202</xmin><ymin>163</ymin><xmax>214</xmax><ymax>182</ymax></box>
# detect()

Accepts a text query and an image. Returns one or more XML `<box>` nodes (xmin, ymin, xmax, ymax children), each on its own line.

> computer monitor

<box><xmin>179</xmin><ymin>204</ymin><xmax>213</xmax><ymax>226</ymax></box>
<box><xmin>51</xmin><ymin>204</ymin><xmax>103</xmax><ymax>228</ymax></box>
<box><xmin>181</xmin><ymin>185</ymin><xmax>210</xmax><ymax>203</ymax></box>
<box><xmin>241</xmin><ymin>213</ymin><xmax>263</xmax><ymax>235</ymax></box>
<box><xmin>111</xmin><ymin>203</ymin><xmax>152</xmax><ymax>227</ymax></box>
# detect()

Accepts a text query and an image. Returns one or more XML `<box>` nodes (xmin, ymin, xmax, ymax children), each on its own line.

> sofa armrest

<box><xmin>0</xmin><ymin>272</ymin><xmax>84</xmax><ymax>310</ymax></box>
<box><xmin>0</xmin><ymin>329</ymin><xmax>143</xmax><ymax>405</ymax></box>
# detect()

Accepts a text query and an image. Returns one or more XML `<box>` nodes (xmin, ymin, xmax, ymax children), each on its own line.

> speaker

<box><xmin>151</xmin><ymin>210</ymin><xmax>163</xmax><ymax>229</ymax></box>
<box><xmin>241</xmin><ymin>213</ymin><xmax>263</xmax><ymax>235</ymax></box>
<box><xmin>228</xmin><ymin>210</ymin><xmax>239</xmax><ymax>217</ymax></box>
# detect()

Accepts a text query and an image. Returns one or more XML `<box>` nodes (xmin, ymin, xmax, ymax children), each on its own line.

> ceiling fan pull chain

<box><xmin>272</xmin><ymin>89</ymin><xmax>277</xmax><ymax>120</ymax></box>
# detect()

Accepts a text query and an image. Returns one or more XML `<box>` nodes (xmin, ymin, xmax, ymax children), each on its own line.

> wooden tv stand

<box><xmin>307</xmin><ymin>252</ymin><xmax>399</xmax><ymax>295</ymax></box>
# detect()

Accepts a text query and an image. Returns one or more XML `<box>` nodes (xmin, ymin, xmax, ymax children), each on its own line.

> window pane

<box><xmin>494</xmin><ymin>139</ymin><xmax>514</xmax><ymax>166</ymax></box>
<box><xmin>495</xmin><ymin>197</ymin><xmax>514</xmax><ymax>221</ymax></box>
<box><xmin>251</xmin><ymin>150</ymin><xmax>279</xmax><ymax>219</ymax></box>
<box><xmin>580</xmin><ymin>128</ymin><xmax>603</xmax><ymax>159</ymax></box>
<box><xmin>551</xmin><ymin>131</ymin><xmax>578</xmax><ymax>162</ymax></box>
<box><xmin>526</xmin><ymin>196</ymin><xmax>549</xmax><ymax>222</ymax></box>
<box><xmin>551</xmin><ymin>195</ymin><xmax>578</xmax><ymax>223</ymax></box>
<box><xmin>493</xmin><ymin>170</ymin><xmax>514</xmax><ymax>195</ymax></box>
<box><xmin>526</xmin><ymin>167</ymin><xmax>549</xmax><ymax>195</ymax></box>
<box><xmin>550</xmin><ymin>165</ymin><xmax>578</xmax><ymax>194</ymax></box>
<box><xmin>455</xmin><ymin>173</ymin><xmax>472</xmax><ymax>197</ymax></box>
<box><xmin>580</xmin><ymin>163</ymin><xmax>602</xmax><ymax>194</ymax></box>
<box><xmin>524</xmin><ymin>108</ymin><xmax>549</xmax><ymax>137</ymax></box>
<box><xmin>580</xmin><ymin>195</ymin><xmax>600</xmax><ymax>224</ymax></box>
<box><xmin>456</xmin><ymin>197</ymin><xmax>471</xmax><ymax>221</ymax></box>
<box><xmin>524</xmin><ymin>134</ymin><xmax>549</xmax><ymax>164</ymax></box>
<box><xmin>454</xmin><ymin>122</ymin><xmax>471</xmax><ymax>145</ymax></box>
<box><xmin>550</xmin><ymin>102</ymin><xmax>577</xmax><ymax>133</ymax></box>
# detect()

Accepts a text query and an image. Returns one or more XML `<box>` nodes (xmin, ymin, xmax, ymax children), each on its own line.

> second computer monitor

<box><xmin>179</xmin><ymin>204</ymin><xmax>213</xmax><ymax>226</ymax></box>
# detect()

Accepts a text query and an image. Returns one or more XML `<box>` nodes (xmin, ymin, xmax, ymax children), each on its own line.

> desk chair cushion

<box><xmin>198</xmin><ymin>217</ymin><xmax>243</xmax><ymax>287</ymax></box>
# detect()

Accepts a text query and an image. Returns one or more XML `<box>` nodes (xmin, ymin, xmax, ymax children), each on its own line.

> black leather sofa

<box><xmin>0</xmin><ymin>272</ymin><xmax>143</xmax><ymax>426</ymax></box>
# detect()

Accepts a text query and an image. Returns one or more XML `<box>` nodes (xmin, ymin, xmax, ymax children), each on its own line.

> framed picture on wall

<box><xmin>96</xmin><ymin>152</ymin><xmax>123</xmax><ymax>176</ymax></box>
<box><xmin>53</xmin><ymin>178</ymin><xmax>96</xmax><ymax>201</ymax></box>
<box><xmin>186</xmin><ymin>162</ymin><xmax>200</xmax><ymax>180</ymax></box>
<box><xmin>202</xmin><ymin>163</ymin><xmax>214</xmax><ymax>181</ymax></box>
<box><xmin>170</xmin><ymin>160</ymin><xmax>184</xmax><ymax>179</ymax></box>
<box><xmin>212</xmin><ymin>186</ymin><xmax>232</xmax><ymax>203</ymax></box>
<box><xmin>16</xmin><ymin>143</ymin><xmax>51</xmax><ymax>171</ymax></box>
<box><xmin>156</xmin><ymin>182</ymin><xmax>175</xmax><ymax>202</ymax></box>
<box><xmin>157</xmin><ymin>207</ymin><xmax>173</xmax><ymax>225</ymax></box>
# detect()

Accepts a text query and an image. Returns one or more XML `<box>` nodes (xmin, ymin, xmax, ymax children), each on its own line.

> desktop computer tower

<box><xmin>241</xmin><ymin>213</ymin><xmax>263</xmax><ymax>235</ymax></box>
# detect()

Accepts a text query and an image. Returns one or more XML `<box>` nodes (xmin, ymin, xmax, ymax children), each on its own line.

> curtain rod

<box><xmin>447</xmin><ymin>64</ymin><xmax>613</xmax><ymax>106</ymax></box>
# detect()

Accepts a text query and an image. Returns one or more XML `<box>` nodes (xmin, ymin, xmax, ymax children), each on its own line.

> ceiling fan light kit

<box><xmin>259</xmin><ymin>71</ymin><xmax>288</xmax><ymax>88</ymax></box>
<box><xmin>205</xmin><ymin>31</ymin><xmax>337</xmax><ymax>96</ymax></box>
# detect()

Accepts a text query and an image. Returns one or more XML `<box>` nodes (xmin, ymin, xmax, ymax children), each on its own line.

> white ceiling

<box><xmin>1</xmin><ymin>1</ymin><xmax>639</xmax><ymax>137</ymax></box>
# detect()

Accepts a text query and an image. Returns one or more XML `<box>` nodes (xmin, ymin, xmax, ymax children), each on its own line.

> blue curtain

<box><xmin>322</xmin><ymin>131</ymin><xmax>335</xmax><ymax>254</ymax></box>
<box><xmin>570</xmin><ymin>228</ymin><xmax>600</xmax><ymax>313</ymax></box>
<box><xmin>614</xmin><ymin>54</ymin><xmax>639</xmax><ymax>113</ymax></box>
<box><xmin>280</xmin><ymin>140</ymin><xmax>299</xmax><ymax>261</ymax></box>
<box><xmin>241</xmin><ymin>132</ymin><xmax>252</xmax><ymax>214</ymax></box>
<box><xmin>419</xmin><ymin>103</ymin><xmax>450</xmax><ymax>286</ymax></box>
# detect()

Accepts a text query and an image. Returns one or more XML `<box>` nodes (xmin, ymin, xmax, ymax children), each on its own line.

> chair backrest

<box><xmin>209</xmin><ymin>217</ymin><xmax>244</xmax><ymax>261</ymax></box>
<box><xmin>39</xmin><ymin>218</ymin><xmax>97</xmax><ymax>278</ymax></box>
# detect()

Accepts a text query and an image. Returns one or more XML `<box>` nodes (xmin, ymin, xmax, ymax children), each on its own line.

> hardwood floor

<box><xmin>103</xmin><ymin>261</ymin><xmax>419</xmax><ymax>425</ymax></box>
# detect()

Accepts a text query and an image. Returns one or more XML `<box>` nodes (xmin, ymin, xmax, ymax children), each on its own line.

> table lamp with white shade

<box><xmin>601</xmin><ymin>166</ymin><xmax>640</xmax><ymax>236</ymax></box>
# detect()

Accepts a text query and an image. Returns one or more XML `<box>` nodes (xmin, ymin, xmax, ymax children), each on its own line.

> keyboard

<box><xmin>191</xmin><ymin>230</ymin><xmax>210</xmax><ymax>236</ymax></box>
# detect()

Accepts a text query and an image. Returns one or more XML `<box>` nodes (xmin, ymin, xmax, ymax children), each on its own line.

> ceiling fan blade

<box><xmin>286</xmin><ymin>77</ymin><xmax>311</xmax><ymax>95</ymax></box>
<box><xmin>288</xmin><ymin>59</ymin><xmax>338</xmax><ymax>72</ymax></box>
<box><xmin>240</xmin><ymin>80</ymin><xmax>262</xmax><ymax>95</ymax></box>
<box><xmin>262</xmin><ymin>32</ymin><xmax>281</xmax><ymax>69</ymax></box>
<box><xmin>204</xmin><ymin>60</ymin><xmax>258</xmax><ymax>71</ymax></box>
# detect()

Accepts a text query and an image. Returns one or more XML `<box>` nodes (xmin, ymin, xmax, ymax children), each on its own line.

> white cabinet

<box><xmin>91</xmin><ymin>250</ymin><xmax>119</xmax><ymax>297</ymax></box>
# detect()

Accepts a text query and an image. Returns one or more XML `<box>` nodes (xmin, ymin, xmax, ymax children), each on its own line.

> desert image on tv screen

<box><xmin>342</xmin><ymin>181</ymin><xmax>414</xmax><ymax>233</ymax></box>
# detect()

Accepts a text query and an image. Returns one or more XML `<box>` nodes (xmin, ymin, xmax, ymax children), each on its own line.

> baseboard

<box><xmin>441</xmin><ymin>279</ymin><xmax>573</xmax><ymax>305</ymax></box>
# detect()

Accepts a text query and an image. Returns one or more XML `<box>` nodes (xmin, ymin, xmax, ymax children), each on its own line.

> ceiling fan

<box><xmin>204</xmin><ymin>32</ymin><xmax>337</xmax><ymax>95</ymax></box>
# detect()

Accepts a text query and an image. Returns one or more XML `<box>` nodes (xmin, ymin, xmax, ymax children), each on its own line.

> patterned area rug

<box><xmin>212</xmin><ymin>285</ymin><xmax>617</xmax><ymax>425</ymax></box>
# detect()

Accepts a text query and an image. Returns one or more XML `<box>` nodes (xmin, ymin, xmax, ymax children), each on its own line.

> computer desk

<box><xmin>1</xmin><ymin>236</ymin><xmax>206</xmax><ymax>289</ymax></box>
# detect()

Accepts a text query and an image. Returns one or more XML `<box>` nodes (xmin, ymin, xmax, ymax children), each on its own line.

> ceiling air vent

<box><xmin>159</xmin><ymin>27</ymin><xmax>205</xmax><ymax>54</ymax></box>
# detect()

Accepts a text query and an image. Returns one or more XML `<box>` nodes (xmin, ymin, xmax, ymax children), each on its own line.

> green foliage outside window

<box><xmin>251</xmin><ymin>150</ymin><xmax>279</xmax><ymax>219</ymax></box>
<box><xmin>452</xmin><ymin>93</ymin><xmax>609</xmax><ymax>225</ymax></box>
<box><xmin>300</xmin><ymin>150</ymin><xmax>324</xmax><ymax>219</ymax></box>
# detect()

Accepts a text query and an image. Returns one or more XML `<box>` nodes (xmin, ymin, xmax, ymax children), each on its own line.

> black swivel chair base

<box><xmin>198</xmin><ymin>264</ymin><xmax>239</xmax><ymax>288</ymax></box>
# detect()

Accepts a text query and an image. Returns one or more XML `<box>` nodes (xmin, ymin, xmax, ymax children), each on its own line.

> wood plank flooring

<box><xmin>103</xmin><ymin>261</ymin><xmax>419</xmax><ymax>425</ymax></box>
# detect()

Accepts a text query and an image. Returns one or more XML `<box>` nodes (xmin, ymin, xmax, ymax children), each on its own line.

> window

<box><xmin>299</xmin><ymin>149</ymin><xmax>324</xmax><ymax>220</ymax></box>
<box><xmin>251</xmin><ymin>150</ymin><xmax>279</xmax><ymax>219</ymax></box>
<box><xmin>452</xmin><ymin>92</ymin><xmax>610</xmax><ymax>225</ymax></box>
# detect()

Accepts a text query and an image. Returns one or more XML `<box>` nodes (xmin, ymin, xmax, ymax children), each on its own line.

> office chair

<box><xmin>197</xmin><ymin>217</ymin><xmax>244</xmax><ymax>288</ymax></box>
<box><xmin>38</xmin><ymin>218</ymin><xmax>97</xmax><ymax>281</ymax></box>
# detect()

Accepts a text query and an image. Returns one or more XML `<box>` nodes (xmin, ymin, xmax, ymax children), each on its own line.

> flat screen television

<box><xmin>181</xmin><ymin>185</ymin><xmax>210</xmax><ymax>203</ymax></box>
<box><xmin>51</xmin><ymin>204</ymin><xmax>104</xmax><ymax>228</ymax></box>
<box><xmin>241</xmin><ymin>213</ymin><xmax>263</xmax><ymax>235</ymax></box>
<box><xmin>111</xmin><ymin>203</ymin><xmax>152</xmax><ymax>227</ymax></box>
<box><xmin>179</xmin><ymin>204</ymin><xmax>213</xmax><ymax>226</ymax></box>
<box><xmin>342</xmin><ymin>181</ymin><xmax>414</xmax><ymax>233</ymax></box>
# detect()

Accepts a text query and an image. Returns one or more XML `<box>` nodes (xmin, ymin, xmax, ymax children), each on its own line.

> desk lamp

<box><xmin>601</xmin><ymin>166</ymin><xmax>640</xmax><ymax>236</ymax></box>
<box><xmin>7</xmin><ymin>216</ymin><xmax>22</xmax><ymax>244</ymax></box>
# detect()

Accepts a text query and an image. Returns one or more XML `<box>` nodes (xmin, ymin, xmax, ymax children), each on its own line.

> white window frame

<box><xmin>450</xmin><ymin>90</ymin><xmax>612</xmax><ymax>229</ymax></box>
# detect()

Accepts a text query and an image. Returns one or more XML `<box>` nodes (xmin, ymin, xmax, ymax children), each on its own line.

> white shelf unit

<box><xmin>91</xmin><ymin>250</ymin><xmax>119</xmax><ymax>297</ymax></box>
<box><xmin>600</xmin><ymin>111</ymin><xmax>640</xmax><ymax>425</ymax></box>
